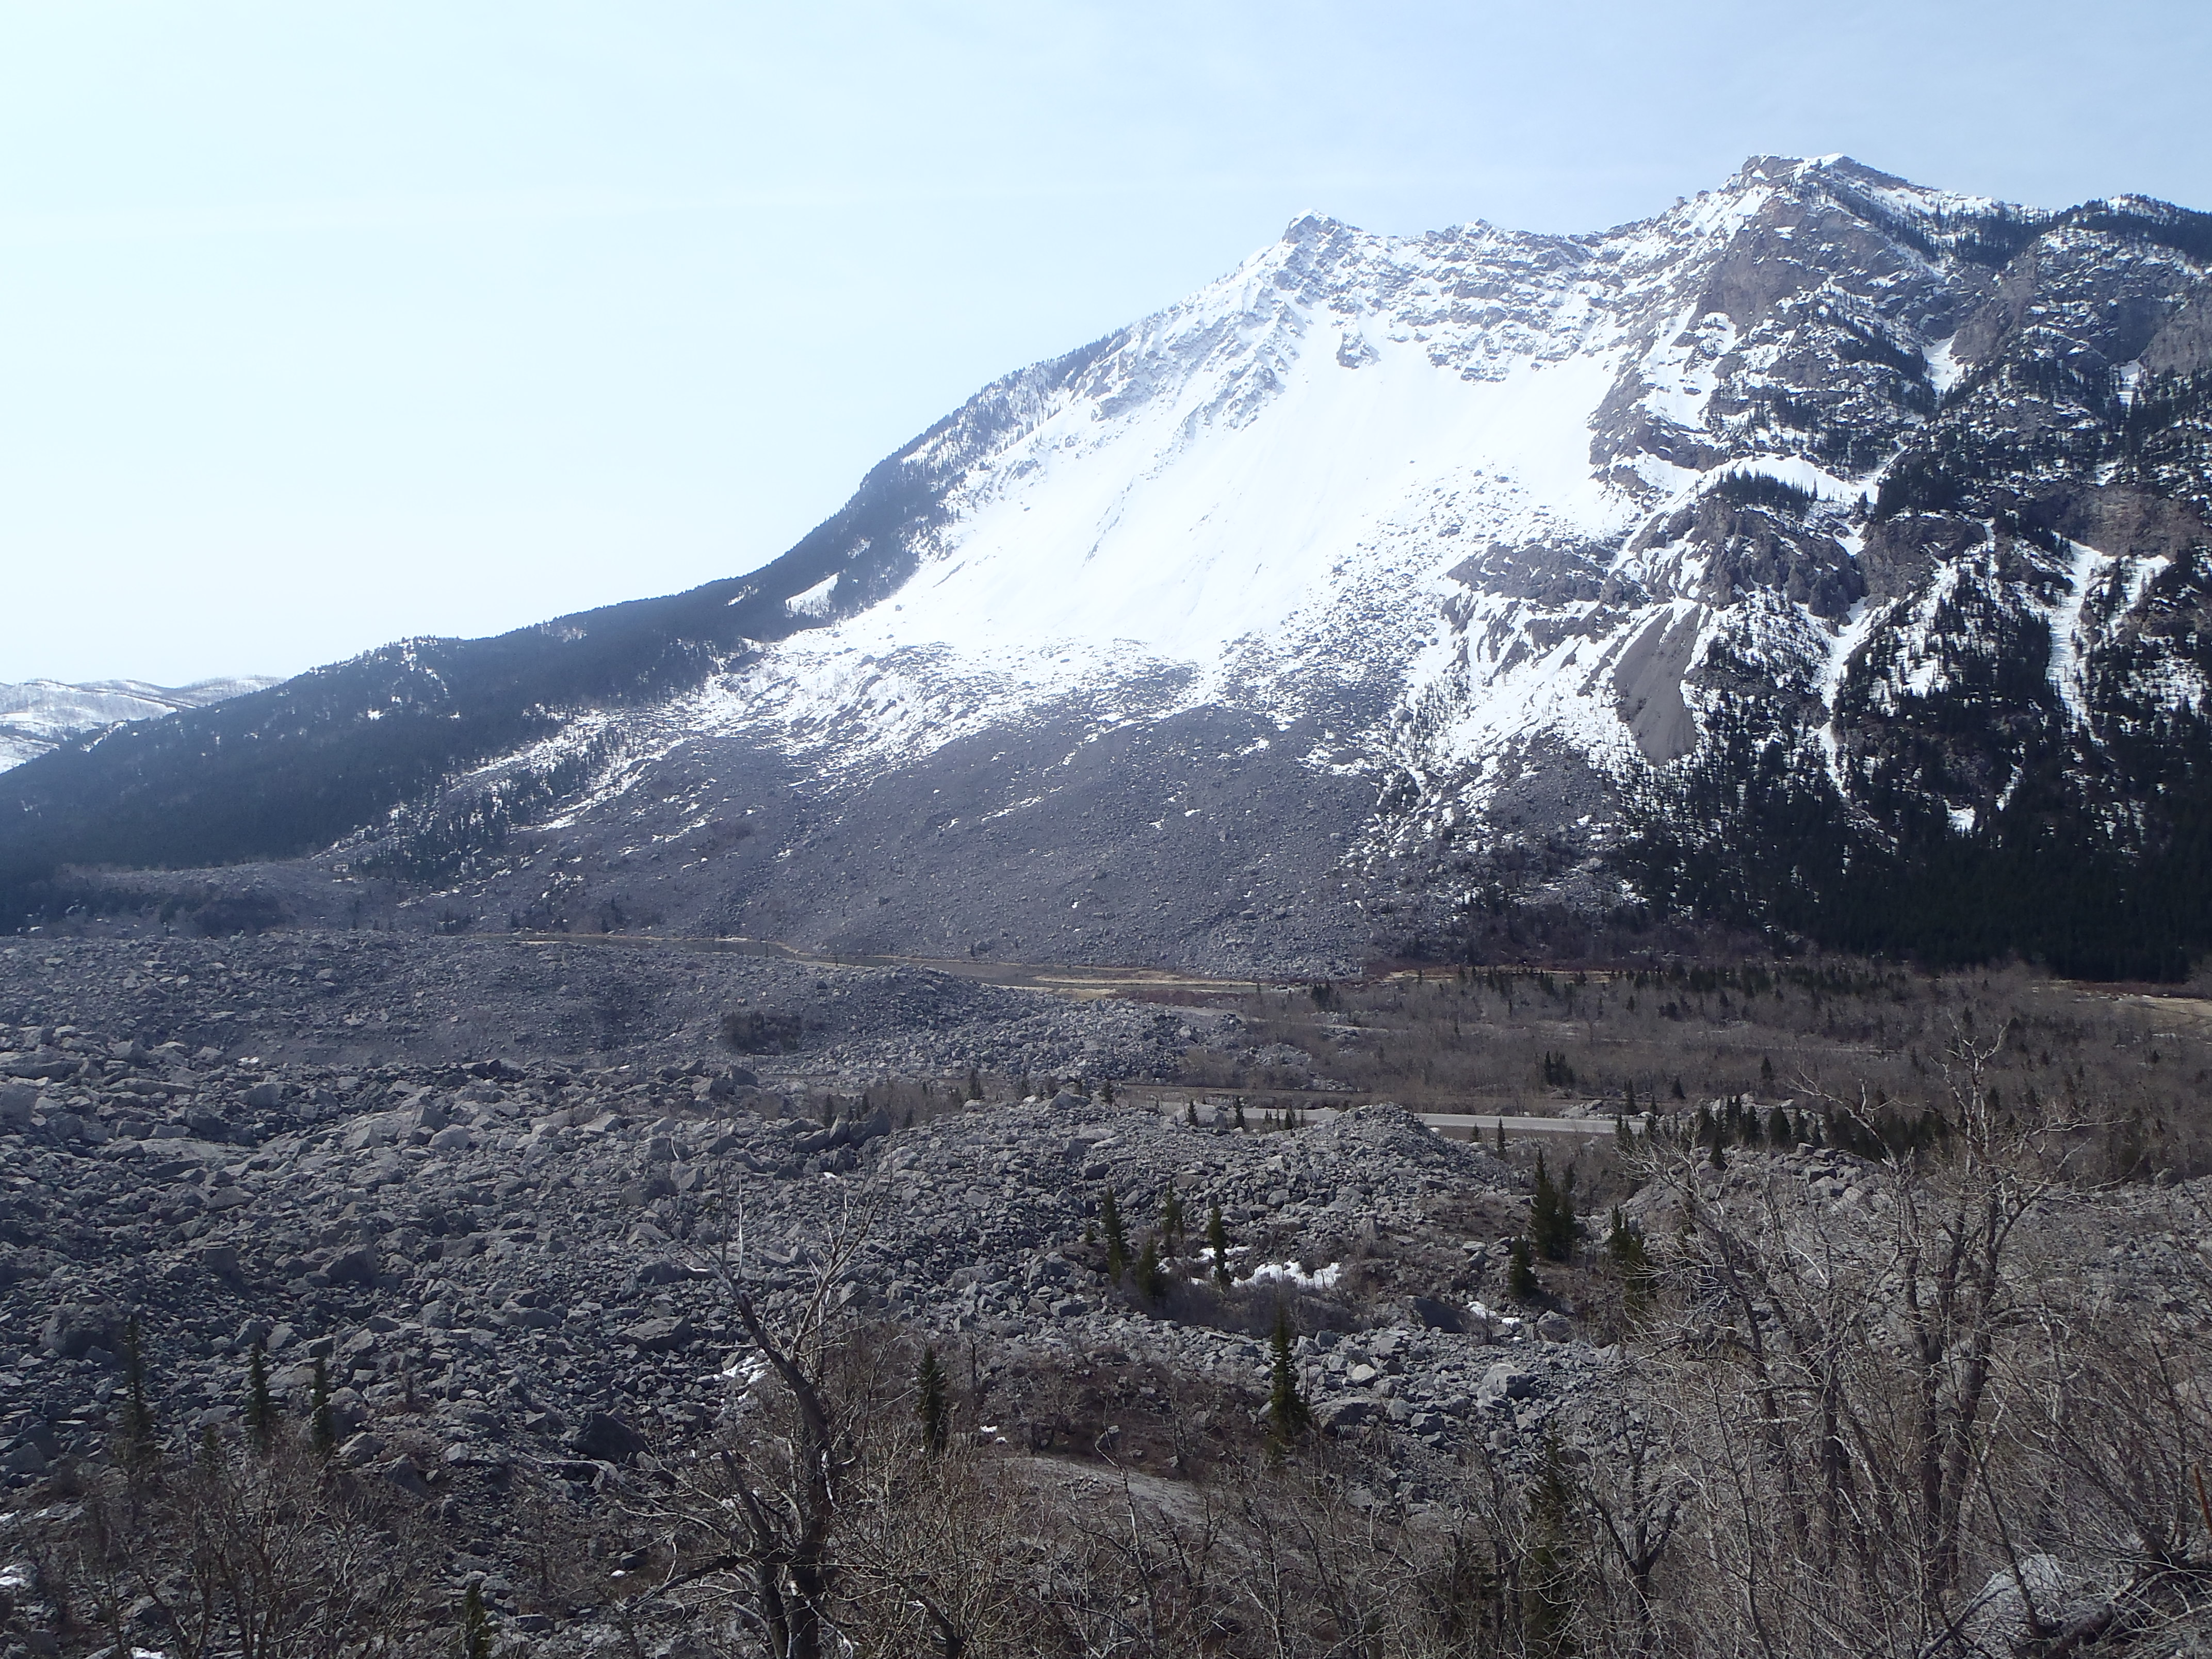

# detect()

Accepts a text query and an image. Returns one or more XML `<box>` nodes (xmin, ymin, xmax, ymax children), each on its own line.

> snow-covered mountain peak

<box><xmin>694</xmin><ymin>158</ymin><xmax>2009</xmax><ymax>792</ymax></box>
<box><xmin>21</xmin><ymin>157</ymin><xmax>2207</xmax><ymax>979</ymax></box>
<box><xmin>620</xmin><ymin>155</ymin><xmax>2208</xmax><ymax>939</ymax></box>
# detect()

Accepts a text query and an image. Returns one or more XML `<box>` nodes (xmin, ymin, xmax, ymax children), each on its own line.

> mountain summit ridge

<box><xmin>7</xmin><ymin>157</ymin><xmax>2212</xmax><ymax>976</ymax></box>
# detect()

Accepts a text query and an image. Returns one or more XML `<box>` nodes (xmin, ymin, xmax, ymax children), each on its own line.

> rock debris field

<box><xmin>0</xmin><ymin>932</ymin><xmax>1638</xmax><ymax>1648</ymax></box>
<box><xmin>0</xmin><ymin>932</ymin><xmax>1230</xmax><ymax>1084</ymax></box>
<box><xmin>7</xmin><ymin>934</ymin><xmax>2202</xmax><ymax>1652</ymax></box>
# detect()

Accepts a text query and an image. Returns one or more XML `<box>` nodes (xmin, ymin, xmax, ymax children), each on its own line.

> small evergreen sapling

<box><xmin>1521</xmin><ymin>1432</ymin><xmax>1584</xmax><ymax>1659</ymax></box>
<box><xmin>1265</xmin><ymin>1303</ymin><xmax>1311</xmax><ymax>1446</ymax></box>
<box><xmin>121</xmin><ymin>1314</ymin><xmax>156</xmax><ymax>1470</ymax></box>
<box><xmin>1207</xmin><ymin>1202</ymin><xmax>1231</xmax><ymax>1288</ymax></box>
<box><xmin>1099</xmin><ymin>1186</ymin><xmax>1129</xmax><ymax>1282</ymax></box>
<box><xmin>461</xmin><ymin>1580</ymin><xmax>494</xmax><ymax>1659</ymax></box>
<box><xmin>1159</xmin><ymin>1182</ymin><xmax>1185</xmax><ymax>1254</ymax></box>
<box><xmin>917</xmin><ymin>1344</ymin><xmax>950</xmax><ymax>1455</ymax></box>
<box><xmin>1605</xmin><ymin>1206</ymin><xmax>1654</xmax><ymax>1312</ymax></box>
<box><xmin>1507</xmin><ymin>1237</ymin><xmax>1540</xmax><ymax>1302</ymax></box>
<box><xmin>245</xmin><ymin>1339</ymin><xmax>273</xmax><ymax>1451</ymax></box>
<box><xmin>1135</xmin><ymin>1235</ymin><xmax>1167</xmax><ymax>1302</ymax></box>
<box><xmin>1530</xmin><ymin>1152</ymin><xmax>1577</xmax><ymax>1262</ymax></box>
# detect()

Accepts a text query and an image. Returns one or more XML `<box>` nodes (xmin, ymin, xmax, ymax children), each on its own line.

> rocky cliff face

<box><xmin>7</xmin><ymin>157</ymin><xmax>2212</xmax><ymax>973</ymax></box>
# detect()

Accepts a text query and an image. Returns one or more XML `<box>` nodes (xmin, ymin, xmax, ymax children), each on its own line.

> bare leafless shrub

<box><xmin>1633</xmin><ymin>1024</ymin><xmax>2212</xmax><ymax>1656</ymax></box>
<box><xmin>28</xmin><ymin>1423</ymin><xmax>435</xmax><ymax>1657</ymax></box>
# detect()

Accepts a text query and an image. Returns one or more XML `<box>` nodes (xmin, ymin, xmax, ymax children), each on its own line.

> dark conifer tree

<box><xmin>1207</xmin><ymin>1202</ymin><xmax>1231</xmax><ymax>1288</ymax></box>
<box><xmin>245</xmin><ymin>1339</ymin><xmax>273</xmax><ymax>1452</ymax></box>
<box><xmin>1100</xmin><ymin>1186</ymin><xmax>1129</xmax><ymax>1283</ymax></box>
<box><xmin>121</xmin><ymin>1314</ymin><xmax>156</xmax><ymax>1470</ymax></box>
<box><xmin>1135</xmin><ymin>1234</ymin><xmax>1167</xmax><ymax>1302</ymax></box>
<box><xmin>1531</xmin><ymin>1152</ymin><xmax>1577</xmax><ymax>1261</ymax></box>
<box><xmin>462</xmin><ymin>1580</ymin><xmax>494</xmax><ymax>1659</ymax></box>
<box><xmin>1605</xmin><ymin>1207</ymin><xmax>1653</xmax><ymax>1312</ymax></box>
<box><xmin>1522</xmin><ymin>1432</ymin><xmax>1584</xmax><ymax>1659</ymax></box>
<box><xmin>1508</xmin><ymin>1237</ymin><xmax>1540</xmax><ymax>1302</ymax></box>
<box><xmin>1266</xmin><ymin>1303</ymin><xmax>1311</xmax><ymax>1446</ymax></box>
<box><xmin>917</xmin><ymin>1344</ymin><xmax>950</xmax><ymax>1455</ymax></box>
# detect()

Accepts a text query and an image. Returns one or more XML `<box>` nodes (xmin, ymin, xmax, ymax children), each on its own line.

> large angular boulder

<box><xmin>568</xmin><ymin>1411</ymin><xmax>647</xmax><ymax>1464</ymax></box>
<box><xmin>0</xmin><ymin>1083</ymin><xmax>36</xmax><ymax>1130</ymax></box>
<box><xmin>40</xmin><ymin>1302</ymin><xmax>124</xmax><ymax>1360</ymax></box>
<box><xmin>618</xmin><ymin>1316</ymin><xmax>695</xmax><ymax>1354</ymax></box>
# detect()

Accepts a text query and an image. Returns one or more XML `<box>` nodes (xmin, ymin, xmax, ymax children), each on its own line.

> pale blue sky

<box><xmin>4</xmin><ymin>1</ymin><xmax>2206</xmax><ymax>684</ymax></box>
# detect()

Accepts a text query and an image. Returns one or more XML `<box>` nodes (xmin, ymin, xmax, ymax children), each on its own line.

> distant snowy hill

<box><xmin>0</xmin><ymin>677</ymin><xmax>276</xmax><ymax>771</ymax></box>
<box><xmin>6</xmin><ymin>155</ymin><xmax>2212</xmax><ymax>975</ymax></box>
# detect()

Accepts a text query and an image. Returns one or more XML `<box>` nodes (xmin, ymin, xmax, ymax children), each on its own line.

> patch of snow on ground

<box><xmin>1814</xmin><ymin>598</ymin><xmax>1881</xmax><ymax>785</ymax></box>
<box><xmin>1923</xmin><ymin>333</ymin><xmax>1966</xmax><ymax>398</ymax></box>
<box><xmin>786</xmin><ymin>574</ymin><xmax>839</xmax><ymax>619</ymax></box>
<box><xmin>1248</xmin><ymin>1260</ymin><xmax>1343</xmax><ymax>1291</ymax></box>
<box><xmin>1705</xmin><ymin>453</ymin><xmax>1861</xmax><ymax>501</ymax></box>
<box><xmin>2044</xmin><ymin>540</ymin><xmax>2120</xmax><ymax>727</ymax></box>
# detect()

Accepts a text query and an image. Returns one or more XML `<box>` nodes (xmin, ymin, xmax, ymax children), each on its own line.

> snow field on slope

<box><xmin>839</xmin><ymin>328</ymin><xmax>1624</xmax><ymax>665</ymax></box>
<box><xmin>709</xmin><ymin>304</ymin><xmax>1640</xmax><ymax>776</ymax></box>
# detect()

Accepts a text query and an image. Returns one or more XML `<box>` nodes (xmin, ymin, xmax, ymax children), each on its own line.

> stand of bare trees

<box><xmin>18</xmin><ymin>1423</ymin><xmax>434</xmax><ymax>1656</ymax></box>
<box><xmin>633</xmin><ymin>1186</ymin><xmax>1051</xmax><ymax>1656</ymax></box>
<box><xmin>1627</xmin><ymin>1028</ymin><xmax>2212</xmax><ymax>1658</ymax></box>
